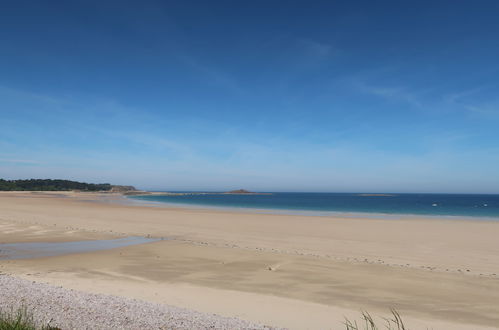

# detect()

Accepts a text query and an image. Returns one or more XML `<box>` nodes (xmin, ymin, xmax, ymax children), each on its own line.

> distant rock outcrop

<box><xmin>110</xmin><ymin>185</ymin><xmax>137</xmax><ymax>193</ymax></box>
<box><xmin>226</xmin><ymin>189</ymin><xmax>253</xmax><ymax>194</ymax></box>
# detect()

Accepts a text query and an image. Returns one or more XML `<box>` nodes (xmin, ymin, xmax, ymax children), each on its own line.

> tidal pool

<box><xmin>0</xmin><ymin>236</ymin><xmax>161</xmax><ymax>260</ymax></box>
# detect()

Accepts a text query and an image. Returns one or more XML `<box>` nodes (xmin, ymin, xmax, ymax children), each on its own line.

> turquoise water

<box><xmin>130</xmin><ymin>193</ymin><xmax>499</xmax><ymax>219</ymax></box>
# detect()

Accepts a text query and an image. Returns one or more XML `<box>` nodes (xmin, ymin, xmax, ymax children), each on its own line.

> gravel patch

<box><xmin>0</xmin><ymin>274</ymin><xmax>279</xmax><ymax>329</ymax></box>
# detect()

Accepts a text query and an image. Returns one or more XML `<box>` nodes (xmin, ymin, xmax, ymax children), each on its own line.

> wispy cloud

<box><xmin>0</xmin><ymin>86</ymin><xmax>66</xmax><ymax>106</ymax></box>
<box><xmin>459</xmin><ymin>102</ymin><xmax>499</xmax><ymax>117</ymax></box>
<box><xmin>442</xmin><ymin>87</ymin><xmax>499</xmax><ymax>118</ymax></box>
<box><xmin>442</xmin><ymin>87</ymin><xmax>484</xmax><ymax>104</ymax></box>
<box><xmin>177</xmin><ymin>54</ymin><xmax>245</xmax><ymax>95</ymax></box>
<box><xmin>297</xmin><ymin>39</ymin><xmax>337</xmax><ymax>60</ymax></box>
<box><xmin>0</xmin><ymin>158</ymin><xmax>41</xmax><ymax>165</ymax></box>
<box><xmin>347</xmin><ymin>73</ymin><xmax>499</xmax><ymax>120</ymax></box>
<box><xmin>289</xmin><ymin>39</ymin><xmax>340</xmax><ymax>72</ymax></box>
<box><xmin>353</xmin><ymin>81</ymin><xmax>423</xmax><ymax>108</ymax></box>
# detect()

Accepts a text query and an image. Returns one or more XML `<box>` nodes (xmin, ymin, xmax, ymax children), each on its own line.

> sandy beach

<box><xmin>1</xmin><ymin>191</ymin><xmax>499</xmax><ymax>329</ymax></box>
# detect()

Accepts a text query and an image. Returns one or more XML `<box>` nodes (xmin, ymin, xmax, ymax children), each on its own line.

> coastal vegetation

<box><xmin>0</xmin><ymin>306</ymin><xmax>408</xmax><ymax>330</ymax></box>
<box><xmin>0</xmin><ymin>179</ymin><xmax>112</xmax><ymax>192</ymax></box>
<box><xmin>344</xmin><ymin>310</ymin><xmax>406</xmax><ymax>330</ymax></box>
<box><xmin>0</xmin><ymin>308</ymin><xmax>59</xmax><ymax>330</ymax></box>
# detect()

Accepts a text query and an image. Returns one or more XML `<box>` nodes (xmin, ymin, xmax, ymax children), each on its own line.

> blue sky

<box><xmin>1</xmin><ymin>1</ymin><xmax>499</xmax><ymax>193</ymax></box>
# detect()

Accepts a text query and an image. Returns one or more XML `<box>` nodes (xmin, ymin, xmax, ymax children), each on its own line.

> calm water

<box><xmin>130</xmin><ymin>193</ymin><xmax>499</xmax><ymax>219</ymax></box>
<box><xmin>0</xmin><ymin>237</ymin><xmax>161</xmax><ymax>260</ymax></box>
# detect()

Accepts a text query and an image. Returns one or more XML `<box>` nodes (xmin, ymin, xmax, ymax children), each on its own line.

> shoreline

<box><xmin>8</xmin><ymin>189</ymin><xmax>499</xmax><ymax>222</ymax></box>
<box><xmin>126</xmin><ymin>193</ymin><xmax>499</xmax><ymax>222</ymax></box>
<box><xmin>126</xmin><ymin>190</ymin><xmax>499</xmax><ymax>221</ymax></box>
<box><xmin>2</xmin><ymin>191</ymin><xmax>499</xmax><ymax>329</ymax></box>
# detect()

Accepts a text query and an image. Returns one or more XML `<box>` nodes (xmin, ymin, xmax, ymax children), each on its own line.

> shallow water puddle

<box><xmin>0</xmin><ymin>236</ymin><xmax>161</xmax><ymax>260</ymax></box>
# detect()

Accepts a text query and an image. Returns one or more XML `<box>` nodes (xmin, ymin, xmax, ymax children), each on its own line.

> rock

<box><xmin>110</xmin><ymin>185</ymin><xmax>137</xmax><ymax>193</ymax></box>
<box><xmin>226</xmin><ymin>189</ymin><xmax>253</xmax><ymax>194</ymax></box>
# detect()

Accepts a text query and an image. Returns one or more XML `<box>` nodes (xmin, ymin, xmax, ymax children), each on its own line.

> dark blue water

<box><xmin>130</xmin><ymin>193</ymin><xmax>499</xmax><ymax>219</ymax></box>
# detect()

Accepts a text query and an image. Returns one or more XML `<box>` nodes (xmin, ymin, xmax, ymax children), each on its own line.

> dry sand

<box><xmin>1</xmin><ymin>191</ymin><xmax>499</xmax><ymax>329</ymax></box>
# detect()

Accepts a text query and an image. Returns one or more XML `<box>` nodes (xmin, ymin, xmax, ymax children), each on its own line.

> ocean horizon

<box><xmin>130</xmin><ymin>192</ymin><xmax>499</xmax><ymax>219</ymax></box>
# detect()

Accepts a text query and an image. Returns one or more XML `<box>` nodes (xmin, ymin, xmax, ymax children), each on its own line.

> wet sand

<box><xmin>1</xmin><ymin>191</ymin><xmax>499</xmax><ymax>329</ymax></box>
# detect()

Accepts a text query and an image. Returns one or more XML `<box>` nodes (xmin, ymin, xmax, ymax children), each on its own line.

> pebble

<box><xmin>0</xmin><ymin>274</ymin><xmax>279</xmax><ymax>330</ymax></box>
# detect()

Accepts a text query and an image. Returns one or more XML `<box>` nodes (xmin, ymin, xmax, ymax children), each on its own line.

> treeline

<box><xmin>0</xmin><ymin>179</ymin><xmax>112</xmax><ymax>191</ymax></box>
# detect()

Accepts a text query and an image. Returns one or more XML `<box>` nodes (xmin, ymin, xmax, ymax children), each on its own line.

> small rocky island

<box><xmin>224</xmin><ymin>189</ymin><xmax>271</xmax><ymax>195</ymax></box>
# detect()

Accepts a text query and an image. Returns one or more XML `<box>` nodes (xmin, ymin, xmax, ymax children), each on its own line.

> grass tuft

<box><xmin>0</xmin><ymin>308</ymin><xmax>60</xmax><ymax>330</ymax></box>
<box><xmin>344</xmin><ymin>309</ymin><xmax>407</xmax><ymax>330</ymax></box>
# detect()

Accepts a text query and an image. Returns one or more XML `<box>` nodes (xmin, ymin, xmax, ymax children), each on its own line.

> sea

<box><xmin>129</xmin><ymin>192</ymin><xmax>499</xmax><ymax>220</ymax></box>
